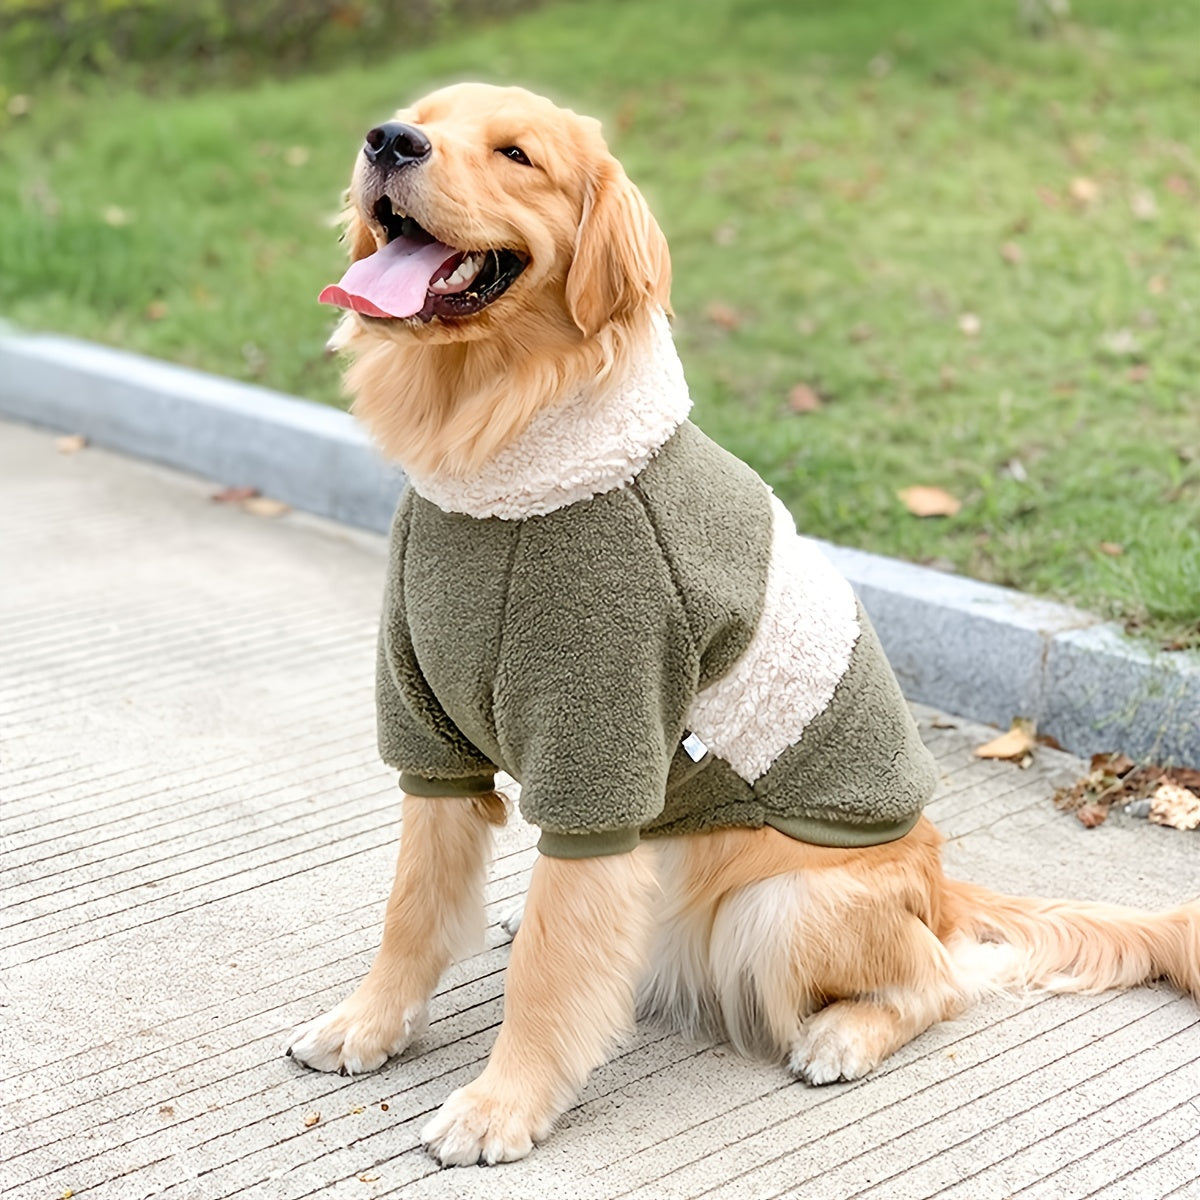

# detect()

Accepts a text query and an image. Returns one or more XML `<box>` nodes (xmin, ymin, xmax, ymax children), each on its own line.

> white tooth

<box><xmin>433</xmin><ymin>253</ymin><xmax>483</xmax><ymax>292</ymax></box>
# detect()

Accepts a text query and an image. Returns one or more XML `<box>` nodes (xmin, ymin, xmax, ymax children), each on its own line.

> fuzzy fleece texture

<box><xmin>686</xmin><ymin>492</ymin><xmax>860</xmax><ymax>783</ymax></box>
<box><xmin>376</xmin><ymin>328</ymin><xmax>937</xmax><ymax>856</ymax></box>
<box><xmin>404</xmin><ymin>310</ymin><xmax>691</xmax><ymax>520</ymax></box>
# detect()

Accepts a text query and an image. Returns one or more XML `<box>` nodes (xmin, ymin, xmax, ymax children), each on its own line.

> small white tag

<box><xmin>681</xmin><ymin>732</ymin><xmax>708</xmax><ymax>762</ymax></box>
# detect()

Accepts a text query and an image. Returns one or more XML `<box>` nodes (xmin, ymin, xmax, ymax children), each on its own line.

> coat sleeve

<box><xmin>492</xmin><ymin>489</ymin><xmax>699</xmax><ymax>857</ymax></box>
<box><xmin>376</xmin><ymin>499</ymin><xmax>497</xmax><ymax>797</ymax></box>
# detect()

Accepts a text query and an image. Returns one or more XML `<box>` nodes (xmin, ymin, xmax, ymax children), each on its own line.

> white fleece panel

<box><xmin>686</xmin><ymin>494</ymin><xmax>860</xmax><ymax>783</ymax></box>
<box><xmin>408</xmin><ymin>310</ymin><xmax>691</xmax><ymax>520</ymax></box>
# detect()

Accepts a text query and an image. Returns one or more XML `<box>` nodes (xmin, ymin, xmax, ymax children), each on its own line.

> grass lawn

<box><xmin>2</xmin><ymin>0</ymin><xmax>1198</xmax><ymax>647</ymax></box>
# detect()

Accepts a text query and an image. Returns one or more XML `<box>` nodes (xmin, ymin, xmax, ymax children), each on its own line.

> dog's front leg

<box><xmin>287</xmin><ymin>792</ymin><xmax>504</xmax><ymax>1074</ymax></box>
<box><xmin>422</xmin><ymin>845</ymin><xmax>657</xmax><ymax>1166</ymax></box>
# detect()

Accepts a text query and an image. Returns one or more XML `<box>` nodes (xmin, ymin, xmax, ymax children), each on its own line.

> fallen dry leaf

<box><xmin>242</xmin><ymin>496</ymin><xmax>291</xmax><ymax>518</ymax></box>
<box><xmin>211</xmin><ymin>486</ymin><xmax>260</xmax><ymax>503</ymax></box>
<box><xmin>1001</xmin><ymin>241</ymin><xmax>1024</xmax><ymax>264</ymax></box>
<box><xmin>303</xmin><ymin>1111</ymin><xmax>321</xmax><ymax>1128</ymax></box>
<box><xmin>787</xmin><ymin>383</ymin><xmax>822</xmax><ymax>414</ymax></box>
<box><xmin>973</xmin><ymin>718</ymin><xmax>1037</xmax><ymax>767</ymax></box>
<box><xmin>704</xmin><ymin>301</ymin><xmax>741</xmax><ymax>330</ymax></box>
<box><xmin>350</xmin><ymin>1105</ymin><xmax>365</xmax><ymax>1114</ymax></box>
<box><xmin>1069</xmin><ymin>177</ymin><xmax>1100</xmax><ymax>204</ymax></box>
<box><xmin>1075</xmin><ymin>803</ymin><xmax>1109</xmax><ymax>828</ymax></box>
<box><xmin>1090</xmin><ymin>751</ymin><xmax>1135</xmax><ymax>777</ymax></box>
<box><xmin>1098</xmin><ymin>541</ymin><xmax>1125</xmax><ymax>557</ymax></box>
<box><xmin>55</xmin><ymin>434</ymin><xmax>87</xmax><ymax>454</ymax></box>
<box><xmin>899</xmin><ymin>485</ymin><xmax>962</xmax><ymax>518</ymax></box>
<box><xmin>1051</xmin><ymin>753</ymin><xmax>1200</xmax><ymax>831</ymax></box>
<box><xmin>1149</xmin><ymin>782</ymin><xmax>1200</xmax><ymax>831</ymax></box>
<box><xmin>358</xmin><ymin>1175</ymin><xmax>380</xmax><ymax>1183</ymax></box>
<box><xmin>1130</xmin><ymin>189</ymin><xmax>1158</xmax><ymax>221</ymax></box>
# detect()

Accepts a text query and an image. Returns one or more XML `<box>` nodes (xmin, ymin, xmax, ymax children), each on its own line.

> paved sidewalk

<box><xmin>2</xmin><ymin>419</ymin><xmax>1198</xmax><ymax>1200</ymax></box>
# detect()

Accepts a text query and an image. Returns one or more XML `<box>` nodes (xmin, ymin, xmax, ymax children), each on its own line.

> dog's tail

<box><xmin>942</xmin><ymin>879</ymin><xmax>1200</xmax><ymax>1000</ymax></box>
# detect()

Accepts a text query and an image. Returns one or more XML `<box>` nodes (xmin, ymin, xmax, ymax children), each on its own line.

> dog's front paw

<box><xmin>286</xmin><ymin>994</ymin><xmax>427</xmax><ymax>1075</ymax></box>
<box><xmin>788</xmin><ymin>1012</ymin><xmax>877</xmax><ymax>1086</ymax></box>
<box><xmin>421</xmin><ymin>1081</ymin><xmax>552</xmax><ymax>1166</ymax></box>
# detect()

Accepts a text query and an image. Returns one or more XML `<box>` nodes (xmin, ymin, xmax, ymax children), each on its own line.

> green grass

<box><xmin>2</xmin><ymin>0</ymin><xmax>1198</xmax><ymax>647</ymax></box>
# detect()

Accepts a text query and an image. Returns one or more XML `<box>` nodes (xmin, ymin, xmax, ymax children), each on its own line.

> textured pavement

<box><xmin>2</xmin><ymin>418</ymin><xmax>1198</xmax><ymax>1200</ymax></box>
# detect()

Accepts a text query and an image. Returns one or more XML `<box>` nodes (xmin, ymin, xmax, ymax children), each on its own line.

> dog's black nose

<box><xmin>363</xmin><ymin>122</ymin><xmax>431</xmax><ymax>168</ymax></box>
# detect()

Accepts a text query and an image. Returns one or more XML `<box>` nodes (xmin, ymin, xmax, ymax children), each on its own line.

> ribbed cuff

<box><xmin>763</xmin><ymin>809</ymin><xmax>921</xmax><ymax>848</ymax></box>
<box><xmin>399</xmin><ymin>771</ymin><xmax>496</xmax><ymax>797</ymax></box>
<box><xmin>536</xmin><ymin>827</ymin><xmax>641</xmax><ymax>859</ymax></box>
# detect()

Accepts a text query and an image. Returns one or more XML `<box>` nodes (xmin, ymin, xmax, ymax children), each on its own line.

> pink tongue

<box><xmin>319</xmin><ymin>236</ymin><xmax>458</xmax><ymax>318</ymax></box>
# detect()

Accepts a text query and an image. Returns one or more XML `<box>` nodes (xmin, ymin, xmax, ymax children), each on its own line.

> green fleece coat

<box><xmin>377</xmin><ymin>406</ymin><xmax>937</xmax><ymax>859</ymax></box>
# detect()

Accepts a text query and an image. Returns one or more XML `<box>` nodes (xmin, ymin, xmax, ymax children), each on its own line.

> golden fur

<box><xmin>288</xmin><ymin>82</ymin><xmax>1200</xmax><ymax>1166</ymax></box>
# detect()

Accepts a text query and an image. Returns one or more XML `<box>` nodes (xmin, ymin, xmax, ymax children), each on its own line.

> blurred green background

<box><xmin>2</xmin><ymin>0</ymin><xmax>1198</xmax><ymax>646</ymax></box>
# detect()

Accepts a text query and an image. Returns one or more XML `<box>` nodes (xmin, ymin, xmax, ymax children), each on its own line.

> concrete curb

<box><xmin>0</xmin><ymin>331</ymin><xmax>405</xmax><ymax>532</ymax></box>
<box><xmin>3</xmin><ymin>329</ymin><xmax>1196</xmax><ymax>764</ymax></box>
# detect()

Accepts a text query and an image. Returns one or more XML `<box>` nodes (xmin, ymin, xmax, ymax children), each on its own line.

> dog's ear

<box><xmin>566</xmin><ymin>163</ymin><xmax>671</xmax><ymax>338</ymax></box>
<box><xmin>341</xmin><ymin>193</ymin><xmax>378</xmax><ymax>262</ymax></box>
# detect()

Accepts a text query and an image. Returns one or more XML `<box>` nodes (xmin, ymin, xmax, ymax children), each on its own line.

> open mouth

<box><xmin>318</xmin><ymin>196</ymin><xmax>528</xmax><ymax>323</ymax></box>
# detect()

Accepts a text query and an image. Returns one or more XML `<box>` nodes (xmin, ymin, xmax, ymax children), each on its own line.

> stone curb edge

<box><xmin>3</xmin><ymin>330</ymin><xmax>1196</xmax><ymax>764</ymax></box>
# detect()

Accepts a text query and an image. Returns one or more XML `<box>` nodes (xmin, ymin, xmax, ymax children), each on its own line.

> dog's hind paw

<box><xmin>422</xmin><ymin>1082</ymin><xmax>551</xmax><ymax>1166</ymax></box>
<box><xmin>499</xmin><ymin>898</ymin><xmax>525</xmax><ymax>939</ymax></box>
<box><xmin>788</xmin><ymin>1013</ymin><xmax>878</xmax><ymax>1086</ymax></box>
<box><xmin>286</xmin><ymin>996</ymin><xmax>427</xmax><ymax>1075</ymax></box>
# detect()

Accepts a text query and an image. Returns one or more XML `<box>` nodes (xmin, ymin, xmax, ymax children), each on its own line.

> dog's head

<box><xmin>321</xmin><ymin>82</ymin><xmax>671</xmax><ymax>343</ymax></box>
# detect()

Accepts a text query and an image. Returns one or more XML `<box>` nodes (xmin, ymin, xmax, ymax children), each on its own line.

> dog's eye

<box><xmin>497</xmin><ymin>145</ymin><xmax>533</xmax><ymax>167</ymax></box>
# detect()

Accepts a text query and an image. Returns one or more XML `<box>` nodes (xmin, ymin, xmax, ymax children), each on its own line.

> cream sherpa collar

<box><xmin>406</xmin><ymin>310</ymin><xmax>692</xmax><ymax>520</ymax></box>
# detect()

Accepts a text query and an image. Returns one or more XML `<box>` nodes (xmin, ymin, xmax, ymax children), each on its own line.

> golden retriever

<box><xmin>286</xmin><ymin>82</ymin><xmax>1200</xmax><ymax>1167</ymax></box>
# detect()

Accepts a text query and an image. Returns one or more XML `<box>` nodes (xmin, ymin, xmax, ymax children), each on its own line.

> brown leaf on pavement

<box><xmin>899</xmin><ymin>486</ymin><xmax>962</xmax><ymax>518</ymax></box>
<box><xmin>211</xmin><ymin>486</ymin><xmax>260</xmax><ymax>503</ymax></box>
<box><xmin>1090</xmin><ymin>751</ymin><xmax>1135</xmax><ymax>777</ymax></box>
<box><xmin>242</xmin><ymin>496</ymin><xmax>291</xmax><ymax>518</ymax></box>
<box><xmin>1149</xmin><ymin>782</ymin><xmax>1200</xmax><ymax>831</ymax></box>
<box><xmin>1053</xmin><ymin>755</ymin><xmax>1198</xmax><ymax>832</ymax></box>
<box><xmin>1075</xmin><ymin>803</ymin><xmax>1108</xmax><ymax>828</ymax></box>
<box><xmin>974</xmin><ymin>718</ymin><xmax>1037</xmax><ymax>767</ymax></box>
